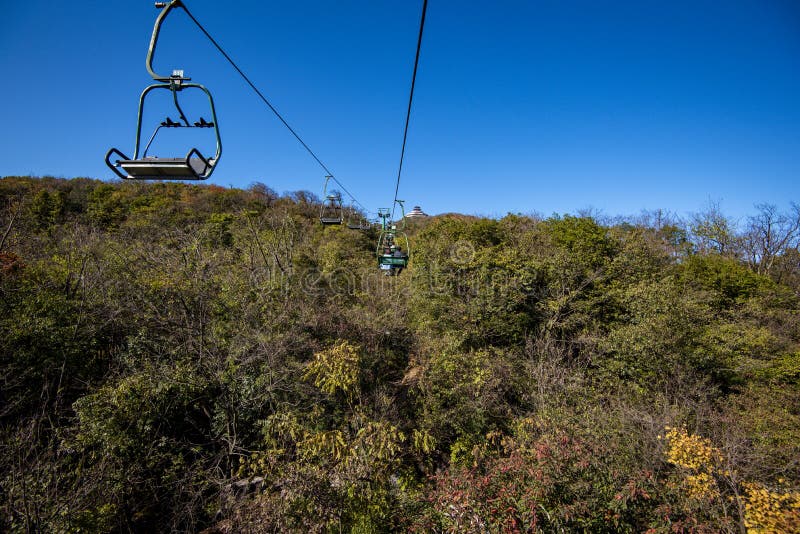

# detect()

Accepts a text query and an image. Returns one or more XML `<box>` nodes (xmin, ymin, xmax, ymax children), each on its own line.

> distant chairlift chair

<box><xmin>319</xmin><ymin>175</ymin><xmax>344</xmax><ymax>225</ymax></box>
<box><xmin>376</xmin><ymin>202</ymin><xmax>410</xmax><ymax>275</ymax></box>
<box><xmin>346</xmin><ymin>206</ymin><xmax>371</xmax><ymax>230</ymax></box>
<box><xmin>320</xmin><ymin>194</ymin><xmax>344</xmax><ymax>225</ymax></box>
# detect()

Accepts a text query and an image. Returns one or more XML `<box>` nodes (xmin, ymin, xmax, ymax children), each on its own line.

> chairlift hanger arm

<box><xmin>148</xmin><ymin>1</ymin><xmax>191</xmax><ymax>83</ymax></box>
<box><xmin>321</xmin><ymin>175</ymin><xmax>333</xmax><ymax>198</ymax></box>
<box><xmin>394</xmin><ymin>200</ymin><xmax>407</xmax><ymax>231</ymax></box>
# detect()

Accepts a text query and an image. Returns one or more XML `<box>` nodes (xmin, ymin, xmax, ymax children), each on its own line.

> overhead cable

<box><xmin>180</xmin><ymin>2</ymin><xmax>368</xmax><ymax>213</ymax></box>
<box><xmin>392</xmin><ymin>0</ymin><xmax>428</xmax><ymax>220</ymax></box>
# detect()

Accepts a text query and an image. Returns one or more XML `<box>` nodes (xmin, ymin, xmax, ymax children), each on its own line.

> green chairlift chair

<box><xmin>377</xmin><ymin>201</ymin><xmax>410</xmax><ymax>275</ymax></box>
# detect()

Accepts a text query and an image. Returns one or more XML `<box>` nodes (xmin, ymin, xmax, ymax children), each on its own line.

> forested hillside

<box><xmin>1</xmin><ymin>176</ymin><xmax>799</xmax><ymax>533</ymax></box>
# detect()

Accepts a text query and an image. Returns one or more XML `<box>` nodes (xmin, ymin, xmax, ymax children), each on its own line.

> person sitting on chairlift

<box><xmin>392</xmin><ymin>245</ymin><xmax>407</xmax><ymax>275</ymax></box>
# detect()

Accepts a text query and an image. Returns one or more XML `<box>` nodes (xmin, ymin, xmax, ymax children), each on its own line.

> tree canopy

<box><xmin>1</xmin><ymin>176</ymin><xmax>799</xmax><ymax>532</ymax></box>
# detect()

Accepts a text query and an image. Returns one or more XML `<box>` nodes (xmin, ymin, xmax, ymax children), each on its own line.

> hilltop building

<box><xmin>405</xmin><ymin>205</ymin><xmax>428</xmax><ymax>218</ymax></box>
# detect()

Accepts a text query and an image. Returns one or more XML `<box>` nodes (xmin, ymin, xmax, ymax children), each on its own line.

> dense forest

<box><xmin>1</xmin><ymin>176</ymin><xmax>799</xmax><ymax>533</ymax></box>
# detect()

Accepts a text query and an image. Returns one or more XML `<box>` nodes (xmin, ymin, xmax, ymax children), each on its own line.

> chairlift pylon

<box><xmin>105</xmin><ymin>1</ymin><xmax>222</xmax><ymax>180</ymax></box>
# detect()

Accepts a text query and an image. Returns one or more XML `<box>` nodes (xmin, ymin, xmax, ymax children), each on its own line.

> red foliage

<box><xmin>0</xmin><ymin>251</ymin><xmax>23</xmax><ymax>276</ymax></box>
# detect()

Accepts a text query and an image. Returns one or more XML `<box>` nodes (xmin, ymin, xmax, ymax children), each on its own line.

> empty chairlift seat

<box><xmin>320</xmin><ymin>194</ymin><xmax>344</xmax><ymax>225</ymax></box>
<box><xmin>105</xmin><ymin>81</ymin><xmax>222</xmax><ymax>181</ymax></box>
<box><xmin>319</xmin><ymin>176</ymin><xmax>344</xmax><ymax>225</ymax></box>
<box><xmin>105</xmin><ymin>2</ymin><xmax>222</xmax><ymax>181</ymax></box>
<box><xmin>107</xmin><ymin>149</ymin><xmax>217</xmax><ymax>181</ymax></box>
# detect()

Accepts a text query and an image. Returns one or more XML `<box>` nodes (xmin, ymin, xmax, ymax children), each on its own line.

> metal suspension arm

<box><xmin>394</xmin><ymin>200</ymin><xmax>407</xmax><ymax>230</ymax></box>
<box><xmin>170</xmin><ymin>86</ymin><xmax>191</xmax><ymax>126</ymax></box>
<box><xmin>322</xmin><ymin>175</ymin><xmax>333</xmax><ymax>199</ymax></box>
<box><xmin>147</xmin><ymin>1</ymin><xmax>190</xmax><ymax>82</ymax></box>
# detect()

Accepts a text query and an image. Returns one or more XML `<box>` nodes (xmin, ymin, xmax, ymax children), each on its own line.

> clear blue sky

<box><xmin>1</xmin><ymin>0</ymin><xmax>798</xmax><ymax>220</ymax></box>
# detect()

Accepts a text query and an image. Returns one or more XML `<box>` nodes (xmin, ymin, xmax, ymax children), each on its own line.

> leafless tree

<box><xmin>740</xmin><ymin>203</ymin><xmax>800</xmax><ymax>276</ymax></box>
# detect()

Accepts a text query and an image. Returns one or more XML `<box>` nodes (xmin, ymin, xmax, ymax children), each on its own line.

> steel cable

<box><xmin>392</xmin><ymin>0</ymin><xmax>428</xmax><ymax>220</ymax></box>
<box><xmin>180</xmin><ymin>2</ymin><xmax>369</xmax><ymax>213</ymax></box>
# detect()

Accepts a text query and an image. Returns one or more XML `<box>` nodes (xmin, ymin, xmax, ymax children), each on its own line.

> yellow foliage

<box><xmin>352</xmin><ymin>421</ymin><xmax>405</xmax><ymax>464</ymax></box>
<box><xmin>663</xmin><ymin>426</ymin><xmax>723</xmax><ymax>472</ymax></box>
<box><xmin>412</xmin><ymin>429</ymin><xmax>436</xmax><ymax>454</ymax></box>
<box><xmin>663</xmin><ymin>426</ymin><xmax>723</xmax><ymax>502</ymax></box>
<box><xmin>238</xmin><ymin>419</ymin><xmax>407</xmax><ymax>479</ymax></box>
<box><xmin>304</xmin><ymin>341</ymin><xmax>361</xmax><ymax>396</ymax></box>
<box><xmin>685</xmin><ymin>473</ymin><xmax>720</xmax><ymax>501</ymax></box>
<box><xmin>300</xmin><ymin>430</ymin><xmax>348</xmax><ymax>461</ymax></box>
<box><xmin>742</xmin><ymin>482</ymin><xmax>800</xmax><ymax>533</ymax></box>
<box><xmin>662</xmin><ymin>426</ymin><xmax>800</xmax><ymax>533</ymax></box>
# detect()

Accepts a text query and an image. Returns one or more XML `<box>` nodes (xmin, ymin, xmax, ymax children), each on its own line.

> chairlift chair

<box><xmin>320</xmin><ymin>194</ymin><xmax>344</xmax><ymax>225</ymax></box>
<box><xmin>320</xmin><ymin>176</ymin><xmax>343</xmax><ymax>225</ymax></box>
<box><xmin>105</xmin><ymin>1</ymin><xmax>222</xmax><ymax>181</ymax></box>
<box><xmin>346</xmin><ymin>205</ymin><xmax>371</xmax><ymax>230</ymax></box>
<box><xmin>376</xmin><ymin>202</ymin><xmax>410</xmax><ymax>274</ymax></box>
